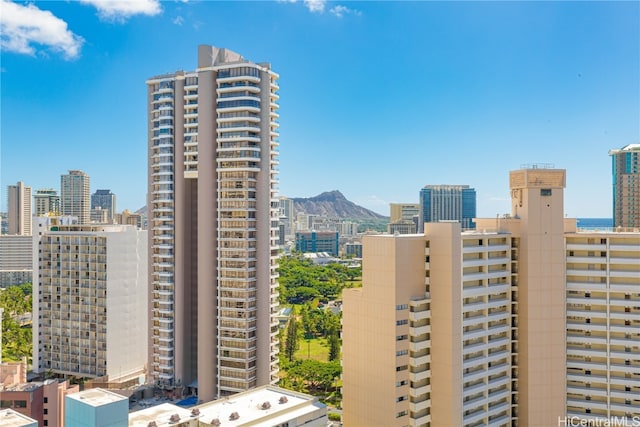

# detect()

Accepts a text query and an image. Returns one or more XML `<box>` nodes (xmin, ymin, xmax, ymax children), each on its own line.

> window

<box><xmin>397</xmin><ymin>396</ymin><xmax>408</xmax><ymax>402</ymax></box>
<box><xmin>396</xmin><ymin>380</ymin><xmax>408</xmax><ymax>387</ymax></box>
<box><xmin>396</xmin><ymin>365</ymin><xmax>408</xmax><ymax>372</ymax></box>
<box><xmin>397</xmin><ymin>410</ymin><xmax>408</xmax><ymax>418</ymax></box>
<box><xmin>396</xmin><ymin>350</ymin><xmax>408</xmax><ymax>357</ymax></box>
<box><xmin>44</xmin><ymin>409</ymin><xmax>48</xmax><ymax>415</ymax></box>
<box><xmin>541</xmin><ymin>189</ymin><xmax>552</xmax><ymax>196</ymax></box>
<box><xmin>14</xmin><ymin>400</ymin><xmax>27</xmax><ymax>408</ymax></box>
<box><xmin>396</xmin><ymin>304</ymin><xmax>408</xmax><ymax>311</ymax></box>
<box><xmin>396</xmin><ymin>319</ymin><xmax>408</xmax><ymax>326</ymax></box>
<box><xmin>397</xmin><ymin>335</ymin><xmax>408</xmax><ymax>341</ymax></box>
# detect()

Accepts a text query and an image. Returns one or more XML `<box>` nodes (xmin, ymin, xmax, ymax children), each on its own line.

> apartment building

<box><xmin>7</xmin><ymin>181</ymin><xmax>32</xmax><ymax>236</ymax></box>
<box><xmin>61</xmin><ymin>170</ymin><xmax>90</xmax><ymax>225</ymax></box>
<box><xmin>564</xmin><ymin>228</ymin><xmax>640</xmax><ymax>420</ymax></box>
<box><xmin>91</xmin><ymin>189</ymin><xmax>116</xmax><ymax>223</ymax></box>
<box><xmin>33</xmin><ymin>189</ymin><xmax>60</xmax><ymax>217</ymax></box>
<box><xmin>146</xmin><ymin>45</ymin><xmax>280</xmax><ymax>401</ymax></box>
<box><xmin>419</xmin><ymin>185</ymin><xmax>476</xmax><ymax>231</ymax></box>
<box><xmin>610</xmin><ymin>144</ymin><xmax>640</xmax><ymax>228</ymax></box>
<box><xmin>390</xmin><ymin>203</ymin><xmax>420</xmax><ymax>223</ymax></box>
<box><xmin>344</xmin><ymin>167</ymin><xmax>568</xmax><ymax>426</ymax></box>
<box><xmin>33</xmin><ymin>221</ymin><xmax>147</xmax><ymax>382</ymax></box>
<box><xmin>0</xmin><ymin>235</ymin><xmax>32</xmax><ymax>287</ymax></box>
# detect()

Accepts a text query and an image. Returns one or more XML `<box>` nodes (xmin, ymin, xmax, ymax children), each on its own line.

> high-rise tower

<box><xmin>146</xmin><ymin>45</ymin><xmax>280</xmax><ymax>401</ymax></box>
<box><xmin>61</xmin><ymin>170</ymin><xmax>90</xmax><ymax>225</ymax></box>
<box><xmin>419</xmin><ymin>185</ymin><xmax>476</xmax><ymax>231</ymax></box>
<box><xmin>7</xmin><ymin>181</ymin><xmax>32</xmax><ymax>236</ymax></box>
<box><xmin>610</xmin><ymin>144</ymin><xmax>640</xmax><ymax>228</ymax></box>
<box><xmin>91</xmin><ymin>189</ymin><xmax>116</xmax><ymax>223</ymax></box>
<box><xmin>33</xmin><ymin>189</ymin><xmax>60</xmax><ymax>217</ymax></box>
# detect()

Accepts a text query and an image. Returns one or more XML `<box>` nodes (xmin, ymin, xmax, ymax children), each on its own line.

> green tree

<box><xmin>284</xmin><ymin>316</ymin><xmax>299</xmax><ymax>362</ymax></box>
<box><xmin>328</xmin><ymin>332</ymin><xmax>340</xmax><ymax>362</ymax></box>
<box><xmin>287</xmin><ymin>360</ymin><xmax>341</xmax><ymax>392</ymax></box>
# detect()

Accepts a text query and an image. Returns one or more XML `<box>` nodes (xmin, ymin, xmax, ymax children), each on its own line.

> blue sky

<box><xmin>1</xmin><ymin>0</ymin><xmax>638</xmax><ymax>217</ymax></box>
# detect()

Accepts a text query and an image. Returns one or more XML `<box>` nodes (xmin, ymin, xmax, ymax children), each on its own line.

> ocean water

<box><xmin>576</xmin><ymin>218</ymin><xmax>613</xmax><ymax>229</ymax></box>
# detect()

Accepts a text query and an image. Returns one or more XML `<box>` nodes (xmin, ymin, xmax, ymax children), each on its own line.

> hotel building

<box><xmin>146</xmin><ymin>45</ymin><xmax>280</xmax><ymax>401</ymax></box>
<box><xmin>610</xmin><ymin>144</ymin><xmax>640</xmax><ymax>228</ymax></box>
<box><xmin>61</xmin><ymin>170</ymin><xmax>91</xmax><ymax>225</ymax></box>
<box><xmin>33</xmin><ymin>221</ymin><xmax>147</xmax><ymax>382</ymax></box>
<box><xmin>7</xmin><ymin>181</ymin><xmax>32</xmax><ymax>236</ymax></box>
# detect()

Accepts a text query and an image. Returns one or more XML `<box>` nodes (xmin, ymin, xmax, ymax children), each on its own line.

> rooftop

<box><xmin>66</xmin><ymin>388</ymin><xmax>128</xmax><ymax>407</ymax></box>
<box><xmin>129</xmin><ymin>403</ymin><xmax>195</xmax><ymax>427</ymax></box>
<box><xmin>195</xmin><ymin>386</ymin><xmax>323</xmax><ymax>427</ymax></box>
<box><xmin>0</xmin><ymin>409</ymin><xmax>37</xmax><ymax>427</ymax></box>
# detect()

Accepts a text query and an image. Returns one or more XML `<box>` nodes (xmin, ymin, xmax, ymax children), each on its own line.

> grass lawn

<box><xmin>294</xmin><ymin>337</ymin><xmax>330</xmax><ymax>362</ymax></box>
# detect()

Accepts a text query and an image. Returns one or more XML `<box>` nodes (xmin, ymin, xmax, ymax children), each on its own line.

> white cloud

<box><xmin>0</xmin><ymin>0</ymin><xmax>84</xmax><ymax>59</ymax></box>
<box><xmin>330</xmin><ymin>4</ymin><xmax>361</xmax><ymax>18</ymax></box>
<box><xmin>79</xmin><ymin>0</ymin><xmax>162</xmax><ymax>22</ymax></box>
<box><xmin>304</xmin><ymin>0</ymin><xmax>326</xmax><ymax>13</ymax></box>
<box><xmin>173</xmin><ymin>15</ymin><xmax>184</xmax><ymax>26</ymax></box>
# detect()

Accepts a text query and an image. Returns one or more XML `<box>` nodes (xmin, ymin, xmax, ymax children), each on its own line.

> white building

<box><xmin>147</xmin><ymin>45</ymin><xmax>280</xmax><ymax>400</ymax></box>
<box><xmin>33</xmin><ymin>221</ymin><xmax>147</xmax><ymax>381</ymax></box>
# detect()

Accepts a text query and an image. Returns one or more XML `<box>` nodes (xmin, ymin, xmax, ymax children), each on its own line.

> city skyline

<box><xmin>1</xmin><ymin>0</ymin><xmax>639</xmax><ymax>217</ymax></box>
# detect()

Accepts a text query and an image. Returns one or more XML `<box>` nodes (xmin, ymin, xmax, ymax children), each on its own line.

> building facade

<box><xmin>419</xmin><ymin>185</ymin><xmax>476</xmax><ymax>231</ymax></box>
<box><xmin>390</xmin><ymin>203</ymin><xmax>420</xmax><ymax>223</ymax></box>
<box><xmin>279</xmin><ymin>196</ymin><xmax>295</xmax><ymax>240</ymax></box>
<box><xmin>0</xmin><ymin>235</ymin><xmax>32</xmax><ymax>287</ymax></box>
<box><xmin>7</xmin><ymin>181</ymin><xmax>32</xmax><ymax>236</ymax></box>
<box><xmin>610</xmin><ymin>144</ymin><xmax>640</xmax><ymax>228</ymax></box>
<box><xmin>344</xmin><ymin>167</ymin><xmax>568</xmax><ymax>426</ymax></box>
<box><xmin>146</xmin><ymin>45</ymin><xmax>280</xmax><ymax>401</ymax></box>
<box><xmin>61</xmin><ymin>170</ymin><xmax>90</xmax><ymax>225</ymax></box>
<box><xmin>33</xmin><ymin>222</ymin><xmax>148</xmax><ymax>381</ymax></box>
<box><xmin>33</xmin><ymin>188</ymin><xmax>60</xmax><ymax>217</ymax></box>
<box><xmin>564</xmin><ymin>229</ymin><xmax>640</xmax><ymax>421</ymax></box>
<box><xmin>91</xmin><ymin>190</ymin><xmax>116</xmax><ymax>223</ymax></box>
<box><xmin>295</xmin><ymin>231</ymin><xmax>339</xmax><ymax>256</ymax></box>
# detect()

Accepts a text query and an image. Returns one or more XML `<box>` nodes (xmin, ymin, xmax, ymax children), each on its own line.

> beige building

<box><xmin>390</xmin><ymin>203</ymin><xmax>420</xmax><ymax>223</ymax></box>
<box><xmin>61</xmin><ymin>170</ymin><xmax>90</xmax><ymax>225</ymax></box>
<box><xmin>33</xmin><ymin>220</ymin><xmax>148</xmax><ymax>382</ymax></box>
<box><xmin>7</xmin><ymin>181</ymin><xmax>31</xmax><ymax>236</ymax></box>
<box><xmin>343</xmin><ymin>166</ymin><xmax>568</xmax><ymax>426</ymax></box>
<box><xmin>33</xmin><ymin>188</ymin><xmax>60</xmax><ymax>217</ymax></box>
<box><xmin>564</xmin><ymin>229</ymin><xmax>640</xmax><ymax>421</ymax></box>
<box><xmin>146</xmin><ymin>45</ymin><xmax>280</xmax><ymax>401</ymax></box>
<box><xmin>115</xmin><ymin>209</ymin><xmax>144</xmax><ymax>229</ymax></box>
<box><xmin>610</xmin><ymin>144</ymin><xmax>640</xmax><ymax>228</ymax></box>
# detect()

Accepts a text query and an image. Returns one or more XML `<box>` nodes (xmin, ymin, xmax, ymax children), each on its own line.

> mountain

<box><xmin>291</xmin><ymin>190</ymin><xmax>387</xmax><ymax>220</ymax></box>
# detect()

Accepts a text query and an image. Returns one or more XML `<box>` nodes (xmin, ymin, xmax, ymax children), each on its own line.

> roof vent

<box><xmin>260</xmin><ymin>401</ymin><xmax>271</xmax><ymax>410</ymax></box>
<box><xmin>279</xmin><ymin>396</ymin><xmax>288</xmax><ymax>404</ymax></box>
<box><xmin>169</xmin><ymin>414</ymin><xmax>180</xmax><ymax>423</ymax></box>
<box><xmin>211</xmin><ymin>419</ymin><xmax>221</xmax><ymax>426</ymax></box>
<box><xmin>191</xmin><ymin>408</ymin><xmax>200</xmax><ymax>417</ymax></box>
<box><xmin>148</xmin><ymin>422</ymin><xmax>157</xmax><ymax>427</ymax></box>
<box><xmin>229</xmin><ymin>411</ymin><xmax>240</xmax><ymax>420</ymax></box>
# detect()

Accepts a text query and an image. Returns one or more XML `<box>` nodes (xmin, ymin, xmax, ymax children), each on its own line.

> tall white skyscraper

<box><xmin>147</xmin><ymin>45</ymin><xmax>280</xmax><ymax>401</ymax></box>
<box><xmin>61</xmin><ymin>170</ymin><xmax>90</xmax><ymax>225</ymax></box>
<box><xmin>7</xmin><ymin>181</ymin><xmax>32</xmax><ymax>236</ymax></box>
